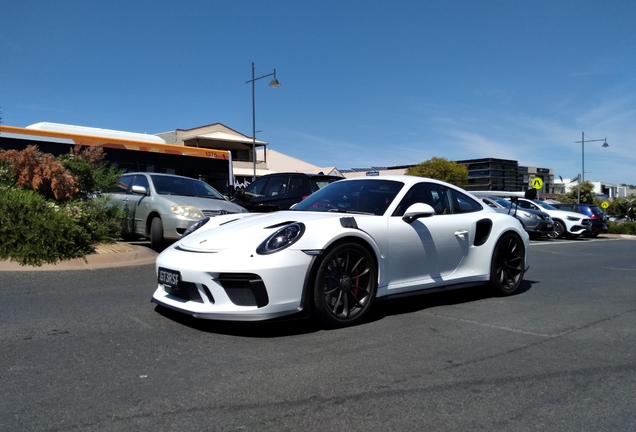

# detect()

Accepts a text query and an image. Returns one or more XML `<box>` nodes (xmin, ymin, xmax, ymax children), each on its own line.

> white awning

<box><xmin>189</xmin><ymin>131</ymin><xmax>266</xmax><ymax>145</ymax></box>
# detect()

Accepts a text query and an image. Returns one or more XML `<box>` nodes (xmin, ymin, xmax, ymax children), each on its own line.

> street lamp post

<box><xmin>575</xmin><ymin>132</ymin><xmax>609</xmax><ymax>203</ymax></box>
<box><xmin>246</xmin><ymin>62</ymin><xmax>281</xmax><ymax>182</ymax></box>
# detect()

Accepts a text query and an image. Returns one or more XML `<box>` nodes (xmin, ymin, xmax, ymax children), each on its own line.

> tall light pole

<box><xmin>246</xmin><ymin>62</ymin><xmax>281</xmax><ymax>181</ymax></box>
<box><xmin>575</xmin><ymin>132</ymin><xmax>609</xmax><ymax>203</ymax></box>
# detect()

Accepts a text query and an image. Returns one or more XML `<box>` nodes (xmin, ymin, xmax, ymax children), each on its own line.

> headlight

<box><xmin>181</xmin><ymin>217</ymin><xmax>210</xmax><ymax>238</ymax></box>
<box><xmin>524</xmin><ymin>212</ymin><xmax>540</xmax><ymax>220</ymax></box>
<box><xmin>171</xmin><ymin>205</ymin><xmax>204</xmax><ymax>219</ymax></box>
<box><xmin>566</xmin><ymin>216</ymin><xmax>580</xmax><ymax>221</ymax></box>
<box><xmin>257</xmin><ymin>223</ymin><xmax>305</xmax><ymax>255</ymax></box>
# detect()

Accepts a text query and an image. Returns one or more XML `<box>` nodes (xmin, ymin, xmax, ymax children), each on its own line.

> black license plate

<box><xmin>158</xmin><ymin>267</ymin><xmax>181</xmax><ymax>290</ymax></box>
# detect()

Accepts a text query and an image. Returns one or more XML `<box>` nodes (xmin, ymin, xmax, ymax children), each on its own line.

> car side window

<box><xmin>517</xmin><ymin>200</ymin><xmax>534</xmax><ymax>210</ymax></box>
<box><xmin>112</xmin><ymin>175</ymin><xmax>133</xmax><ymax>194</ymax></box>
<box><xmin>288</xmin><ymin>176</ymin><xmax>303</xmax><ymax>194</ymax></box>
<box><xmin>264</xmin><ymin>177</ymin><xmax>289</xmax><ymax>197</ymax></box>
<box><xmin>244</xmin><ymin>178</ymin><xmax>268</xmax><ymax>198</ymax></box>
<box><xmin>451</xmin><ymin>190</ymin><xmax>483</xmax><ymax>214</ymax></box>
<box><xmin>132</xmin><ymin>175</ymin><xmax>150</xmax><ymax>193</ymax></box>
<box><xmin>393</xmin><ymin>183</ymin><xmax>482</xmax><ymax>216</ymax></box>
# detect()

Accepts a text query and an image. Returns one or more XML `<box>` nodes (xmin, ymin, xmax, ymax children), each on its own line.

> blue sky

<box><xmin>1</xmin><ymin>0</ymin><xmax>635</xmax><ymax>185</ymax></box>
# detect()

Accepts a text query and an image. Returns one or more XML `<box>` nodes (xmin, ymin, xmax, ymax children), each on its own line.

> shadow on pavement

<box><xmin>153</xmin><ymin>279</ymin><xmax>536</xmax><ymax>337</ymax></box>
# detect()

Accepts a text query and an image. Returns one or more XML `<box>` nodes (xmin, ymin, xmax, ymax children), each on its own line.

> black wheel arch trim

<box><xmin>298</xmin><ymin>236</ymin><xmax>379</xmax><ymax>318</ymax></box>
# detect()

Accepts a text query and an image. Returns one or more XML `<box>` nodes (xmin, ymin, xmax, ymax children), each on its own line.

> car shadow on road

<box><xmin>367</xmin><ymin>280</ymin><xmax>536</xmax><ymax>323</ymax></box>
<box><xmin>154</xmin><ymin>279</ymin><xmax>536</xmax><ymax>337</ymax></box>
<box><xmin>154</xmin><ymin>305</ymin><xmax>322</xmax><ymax>338</ymax></box>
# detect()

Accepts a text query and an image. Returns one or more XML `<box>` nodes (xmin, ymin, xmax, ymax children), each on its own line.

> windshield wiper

<box><xmin>327</xmin><ymin>208</ymin><xmax>374</xmax><ymax>215</ymax></box>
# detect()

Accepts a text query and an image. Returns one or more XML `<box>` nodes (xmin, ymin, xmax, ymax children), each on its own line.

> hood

<box><xmin>159</xmin><ymin>195</ymin><xmax>245</xmax><ymax>213</ymax></box>
<box><xmin>176</xmin><ymin>210</ymin><xmax>351</xmax><ymax>252</ymax></box>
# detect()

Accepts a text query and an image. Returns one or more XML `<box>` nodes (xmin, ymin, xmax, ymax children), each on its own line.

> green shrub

<box><xmin>0</xmin><ymin>188</ymin><xmax>96</xmax><ymax>266</ymax></box>
<box><xmin>58</xmin><ymin>152</ymin><xmax>123</xmax><ymax>199</ymax></box>
<box><xmin>608</xmin><ymin>221</ymin><xmax>636</xmax><ymax>235</ymax></box>
<box><xmin>0</xmin><ymin>160</ymin><xmax>15</xmax><ymax>188</ymax></box>
<box><xmin>61</xmin><ymin>197</ymin><xmax>126</xmax><ymax>244</ymax></box>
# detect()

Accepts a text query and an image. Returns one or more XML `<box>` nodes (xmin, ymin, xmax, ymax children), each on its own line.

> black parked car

<box><xmin>233</xmin><ymin>172</ymin><xmax>343</xmax><ymax>212</ymax></box>
<box><xmin>551</xmin><ymin>203</ymin><xmax>609</xmax><ymax>237</ymax></box>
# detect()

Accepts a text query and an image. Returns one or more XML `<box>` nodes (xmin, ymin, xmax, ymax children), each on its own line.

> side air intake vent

<box><xmin>474</xmin><ymin>219</ymin><xmax>492</xmax><ymax>246</ymax></box>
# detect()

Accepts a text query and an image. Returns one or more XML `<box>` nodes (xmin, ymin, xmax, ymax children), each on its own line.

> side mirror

<box><xmin>402</xmin><ymin>203</ymin><xmax>436</xmax><ymax>223</ymax></box>
<box><xmin>131</xmin><ymin>185</ymin><xmax>148</xmax><ymax>195</ymax></box>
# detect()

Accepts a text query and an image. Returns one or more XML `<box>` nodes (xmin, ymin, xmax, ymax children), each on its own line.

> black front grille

<box><xmin>165</xmin><ymin>282</ymin><xmax>203</xmax><ymax>303</ymax></box>
<box><xmin>218</xmin><ymin>273</ymin><xmax>269</xmax><ymax>308</ymax></box>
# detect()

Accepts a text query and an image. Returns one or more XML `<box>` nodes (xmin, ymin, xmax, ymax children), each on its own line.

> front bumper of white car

<box><xmin>564</xmin><ymin>217</ymin><xmax>591</xmax><ymax>235</ymax></box>
<box><xmin>151</xmin><ymin>244</ymin><xmax>317</xmax><ymax>321</ymax></box>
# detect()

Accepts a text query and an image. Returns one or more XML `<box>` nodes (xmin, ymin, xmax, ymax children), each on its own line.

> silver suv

<box><xmin>110</xmin><ymin>173</ymin><xmax>247</xmax><ymax>251</ymax></box>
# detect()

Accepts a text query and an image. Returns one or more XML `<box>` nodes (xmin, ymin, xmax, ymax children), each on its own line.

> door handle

<box><xmin>454</xmin><ymin>230</ymin><xmax>468</xmax><ymax>239</ymax></box>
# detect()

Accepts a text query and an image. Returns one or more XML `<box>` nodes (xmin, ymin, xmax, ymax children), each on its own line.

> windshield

<box><xmin>292</xmin><ymin>179</ymin><xmax>404</xmax><ymax>215</ymax></box>
<box><xmin>488</xmin><ymin>196</ymin><xmax>513</xmax><ymax>208</ymax></box>
<box><xmin>309</xmin><ymin>177</ymin><xmax>342</xmax><ymax>192</ymax></box>
<box><xmin>532</xmin><ymin>199</ymin><xmax>557</xmax><ymax>210</ymax></box>
<box><xmin>150</xmin><ymin>175</ymin><xmax>225</xmax><ymax>199</ymax></box>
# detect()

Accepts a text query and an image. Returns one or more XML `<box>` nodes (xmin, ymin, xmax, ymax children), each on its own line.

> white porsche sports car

<box><xmin>152</xmin><ymin>175</ymin><xmax>530</xmax><ymax>328</ymax></box>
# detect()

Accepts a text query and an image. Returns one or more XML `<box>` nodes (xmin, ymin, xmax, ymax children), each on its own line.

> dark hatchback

<box><xmin>233</xmin><ymin>172</ymin><xmax>343</xmax><ymax>212</ymax></box>
<box><xmin>551</xmin><ymin>203</ymin><xmax>609</xmax><ymax>237</ymax></box>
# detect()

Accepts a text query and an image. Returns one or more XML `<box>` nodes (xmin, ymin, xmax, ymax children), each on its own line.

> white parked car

<box><xmin>152</xmin><ymin>175</ymin><xmax>530</xmax><ymax>328</ymax></box>
<box><xmin>513</xmin><ymin>198</ymin><xmax>591</xmax><ymax>239</ymax></box>
<box><xmin>109</xmin><ymin>173</ymin><xmax>248</xmax><ymax>251</ymax></box>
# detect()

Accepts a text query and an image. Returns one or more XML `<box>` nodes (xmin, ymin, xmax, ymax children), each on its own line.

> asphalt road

<box><xmin>1</xmin><ymin>237</ymin><xmax>635</xmax><ymax>431</ymax></box>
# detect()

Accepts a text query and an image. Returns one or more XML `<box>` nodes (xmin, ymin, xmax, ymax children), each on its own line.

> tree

<box><xmin>58</xmin><ymin>144</ymin><xmax>123</xmax><ymax>199</ymax></box>
<box><xmin>406</xmin><ymin>157</ymin><xmax>468</xmax><ymax>187</ymax></box>
<box><xmin>0</xmin><ymin>145</ymin><xmax>77</xmax><ymax>201</ymax></box>
<box><xmin>557</xmin><ymin>181</ymin><xmax>598</xmax><ymax>204</ymax></box>
<box><xmin>607</xmin><ymin>196</ymin><xmax>636</xmax><ymax>220</ymax></box>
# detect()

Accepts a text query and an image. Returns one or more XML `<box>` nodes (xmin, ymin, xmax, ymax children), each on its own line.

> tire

<box><xmin>490</xmin><ymin>232</ymin><xmax>525</xmax><ymax>296</ymax></box>
<box><xmin>150</xmin><ymin>217</ymin><xmax>165</xmax><ymax>252</ymax></box>
<box><xmin>547</xmin><ymin>220</ymin><xmax>565</xmax><ymax>239</ymax></box>
<box><xmin>312</xmin><ymin>242</ymin><xmax>377</xmax><ymax>328</ymax></box>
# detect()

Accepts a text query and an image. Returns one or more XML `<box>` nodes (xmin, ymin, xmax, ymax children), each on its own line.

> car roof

<box><xmin>121</xmin><ymin>172</ymin><xmax>197</xmax><ymax>180</ymax></box>
<box><xmin>256</xmin><ymin>172</ymin><xmax>343</xmax><ymax>179</ymax></box>
<box><xmin>341</xmin><ymin>174</ymin><xmax>454</xmax><ymax>185</ymax></box>
<box><xmin>553</xmin><ymin>203</ymin><xmax>599</xmax><ymax>208</ymax></box>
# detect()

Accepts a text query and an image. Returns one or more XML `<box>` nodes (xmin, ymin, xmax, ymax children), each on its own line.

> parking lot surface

<box><xmin>1</xmin><ymin>236</ymin><xmax>635</xmax><ymax>431</ymax></box>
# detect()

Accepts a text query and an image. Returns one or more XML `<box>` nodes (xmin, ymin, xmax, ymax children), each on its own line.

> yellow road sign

<box><xmin>601</xmin><ymin>201</ymin><xmax>609</xmax><ymax>209</ymax></box>
<box><xmin>531</xmin><ymin>177</ymin><xmax>543</xmax><ymax>190</ymax></box>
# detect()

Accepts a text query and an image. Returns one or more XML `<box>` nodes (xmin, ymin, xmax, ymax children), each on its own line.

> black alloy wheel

<box><xmin>490</xmin><ymin>232</ymin><xmax>525</xmax><ymax>296</ymax></box>
<box><xmin>547</xmin><ymin>220</ymin><xmax>565</xmax><ymax>239</ymax></box>
<box><xmin>313</xmin><ymin>242</ymin><xmax>377</xmax><ymax>328</ymax></box>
